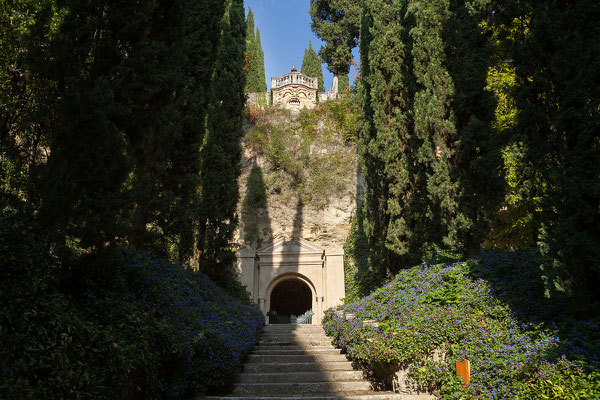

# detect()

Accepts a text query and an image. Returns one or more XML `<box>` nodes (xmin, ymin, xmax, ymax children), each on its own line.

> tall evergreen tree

<box><xmin>444</xmin><ymin>0</ymin><xmax>502</xmax><ymax>255</ymax></box>
<box><xmin>310</xmin><ymin>0</ymin><xmax>362</xmax><ymax>82</ymax></box>
<box><xmin>37</xmin><ymin>0</ymin><xmax>139</xmax><ymax>249</ymax></box>
<box><xmin>338</xmin><ymin>73</ymin><xmax>350</xmax><ymax>93</ymax></box>
<box><xmin>245</xmin><ymin>7</ymin><xmax>255</xmax><ymax>43</ymax></box>
<box><xmin>359</xmin><ymin>0</ymin><xmax>501</xmax><ymax>276</ymax></box>
<box><xmin>511</xmin><ymin>0</ymin><xmax>600</xmax><ymax>298</ymax></box>
<box><xmin>359</xmin><ymin>0</ymin><xmax>416</xmax><ymax>276</ymax></box>
<box><xmin>301</xmin><ymin>41</ymin><xmax>325</xmax><ymax>92</ymax></box>
<box><xmin>2</xmin><ymin>0</ymin><xmax>248</xmax><ymax>284</ymax></box>
<box><xmin>255</xmin><ymin>28</ymin><xmax>267</xmax><ymax>92</ymax></box>
<box><xmin>119</xmin><ymin>1</ymin><xmax>191</xmax><ymax>253</ymax></box>
<box><xmin>244</xmin><ymin>8</ymin><xmax>266</xmax><ymax>92</ymax></box>
<box><xmin>165</xmin><ymin>0</ymin><xmax>227</xmax><ymax>263</ymax></box>
<box><xmin>196</xmin><ymin>0</ymin><xmax>246</xmax><ymax>282</ymax></box>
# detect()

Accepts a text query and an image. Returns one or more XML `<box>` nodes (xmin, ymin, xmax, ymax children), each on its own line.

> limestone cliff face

<box><xmin>236</xmin><ymin>104</ymin><xmax>358</xmax><ymax>250</ymax></box>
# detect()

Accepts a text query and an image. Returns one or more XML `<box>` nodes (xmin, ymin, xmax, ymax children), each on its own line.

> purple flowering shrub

<box><xmin>125</xmin><ymin>252</ymin><xmax>264</xmax><ymax>397</ymax></box>
<box><xmin>323</xmin><ymin>250</ymin><xmax>600</xmax><ymax>399</ymax></box>
<box><xmin>1</xmin><ymin>202</ymin><xmax>263</xmax><ymax>400</ymax></box>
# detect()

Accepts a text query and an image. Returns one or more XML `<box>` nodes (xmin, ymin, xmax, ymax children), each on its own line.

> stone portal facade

<box><xmin>271</xmin><ymin>67</ymin><xmax>318</xmax><ymax>111</ymax></box>
<box><xmin>236</xmin><ymin>238</ymin><xmax>345</xmax><ymax>324</ymax></box>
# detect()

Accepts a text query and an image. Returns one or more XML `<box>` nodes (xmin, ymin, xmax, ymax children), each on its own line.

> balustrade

<box><xmin>271</xmin><ymin>72</ymin><xmax>318</xmax><ymax>90</ymax></box>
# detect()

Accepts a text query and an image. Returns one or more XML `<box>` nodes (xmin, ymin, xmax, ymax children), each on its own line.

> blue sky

<box><xmin>244</xmin><ymin>0</ymin><xmax>358</xmax><ymax>91</ymax></box>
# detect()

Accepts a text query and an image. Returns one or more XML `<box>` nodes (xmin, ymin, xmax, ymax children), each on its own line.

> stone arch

<box><xmin>235</xmin><ymin>237</ymin><xmax>345</xmax><ymax>325</ymax></box>
<box><xmin>264</xmin><ymin>272</ymin><xmax>317</xmax><ymax>324</ymax></box>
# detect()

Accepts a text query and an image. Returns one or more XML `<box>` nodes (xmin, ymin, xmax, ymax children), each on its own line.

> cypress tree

<box><xmin>444</xmin><ymin>0</ymin><xmax>502</xmax><ymax>256</ymax></box>
<box><xmin>301</xmin><ymin>41</ymin><xmax>325</xmax><ymax>92</ymax></box>
<box><xmin>338</xmin><ymin>73</ymin><xmax>350</xmax><ymax>93</ymax></box>
<box><xmin>121</xmin><ymin>1</ymin><xmax>191</xmax><ymax>252</ymax></box>
<box><xmin>359</xmin><ymin>0</ymin><xmax>416</xmax><ymax>276</ymax></box>
<box><xmin>166</xmin><ymin>0</ymin><xmax>227</xmax><ymax>263</ymax></box>
<box><xmin>244</xmin><ymin>8</ymin><xmax>257</xmax><ymax>92</ymax></box>
<box><xmin>512</xmin><ymin>0</ymin><xmax>600</xmax><ymax>298</ymax></box>
<box><xmin>359</xmin><ymin>0</ymin><xmax>501</xmax><ymax>276</ymax></box>
<box><xmin>309</xmin><ymin>0</ymin><xmax>362</xmax><ymax>81</ymax></box>
<box><xmin>196</xmin><ymin>0</ymin><xmax>246</xmax><ymax>282</ymax></box>
<box><xmin>255</xmin><ymin>28</ymin><xmax>267</xmax><ymax>92</ymax></box>
<box><xmin>37</xmin><ymin>0</ymin><xmax>137</xmax><ymax>249</ymax></box>
<box><xmin>3</xmin><ymin>0</ymin><xmax>249</xmax><ymax>283</ymax></box>
<box><xmin>407</xmin><ymin>0</ymin><xmax>461</xmax><ymax>259</ymax></box>
<box><xmin>244</xmin><ymin>8</ymin><xmax>266</xmax><ymax>92</ymax></box>
<box><xmin>246</xmin><ymin>7</ymin><xmax>255</xmax><ymax>43</ymax></box>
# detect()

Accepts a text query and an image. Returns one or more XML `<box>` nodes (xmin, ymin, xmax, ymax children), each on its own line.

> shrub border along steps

<box><xmin>205</xmin><ymin>324</ymin><xmax>435</xmax><ymax>400</ymax></box>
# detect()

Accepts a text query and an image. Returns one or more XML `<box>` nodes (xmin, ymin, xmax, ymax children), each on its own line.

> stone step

<box><xmin>206</xmin><ymin>394</ymin><xmax>435</xmax><ymax>400</ymax></box>
<box><xmin>260</xmin><ymin>333</ymin><xmax>329</xmax><ymax>340</ymax></box>
<box><xmin>263</xmin><ymin>324</ymin><xmax>324</xmax><ymax>330</ymax></box>
<box><xmin>252</xmin><ymin>348</ymin><xmax>341</xmax><ymax>356</ymax></box>
<box><xmin>259</xmin><ymin>336</ymin><xmax>330</xmax><ymax>342</ymax></box>
<box><xmin>245</xmin><ymin>354</ymin><xmax>348</xmax><ymax>364</ymax></box>
<box><xmin>243</xmin><ymin>361</ymin><xmax>355</xmax><ymax>373</ymax></box>
<box><xmin>262</xmin><ymin>329</ymin><xmax>325</xmax><ymax>334</ymax></box>
<box><xmin>258</xmin><ymin>338</ymin><xmax>332</xmax><ymax>345</ymax></box>
<box><xmin>237</xmin><ymin>370</ymin><xmax>364</xmax><ymax>383</ymax></box>
<box><xmin>256</xmin><ymin>344</ymin><xmax>334</xmax><ymax>351</ymax></box>
<box><xmin>209</xmin><ymin>326</ymin><xmax>438</xmax><ymax>400</ymax></box>
<box><xmin>229</xmin><ymin>381</ymin><xmax>373</xmax><ymax>396</ymax></box>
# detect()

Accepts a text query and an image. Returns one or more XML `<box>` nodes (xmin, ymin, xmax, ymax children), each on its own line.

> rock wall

<box><xmin>236</xmin><ymin>143</ymin><xmax>357</xmax><ymax>250</ymax></box>
<box><xmin>236</xmin><ymin>109</ymin><xmax>358</xmax><ymax>250</ymax></box>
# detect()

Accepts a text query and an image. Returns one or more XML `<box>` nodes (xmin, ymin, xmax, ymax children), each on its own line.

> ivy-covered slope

<box><xmin>324</xmin><ymin>250</ymin><xmax>600</xmax><ymax>399</ymax></box>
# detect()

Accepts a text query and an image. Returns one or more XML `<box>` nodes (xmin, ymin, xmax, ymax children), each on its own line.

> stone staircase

<box><xmin>205</xmin><ymin>324</ymin><xmax>435</xmax><ymax>400</ymax></box>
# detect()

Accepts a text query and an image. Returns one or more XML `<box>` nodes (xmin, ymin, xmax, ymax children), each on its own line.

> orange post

<box><xmin>455</xmin><ymin>359</ymin><xmax>470</xmax><ymax>387</ymax></box>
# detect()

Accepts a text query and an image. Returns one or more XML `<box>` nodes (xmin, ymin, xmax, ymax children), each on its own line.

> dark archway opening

<box><xmin>269</xmin><ymin>279</ymin><xmax>312</xmax><ymax>322</ymax></box>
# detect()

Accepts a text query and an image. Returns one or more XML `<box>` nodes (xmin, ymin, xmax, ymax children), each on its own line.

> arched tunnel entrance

<box><xmin>269</xmin><ymin>279</ymin><xmax>312</xmax><ymax>324</ymax></box>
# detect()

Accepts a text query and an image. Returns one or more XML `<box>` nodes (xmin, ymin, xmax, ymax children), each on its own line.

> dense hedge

<box><xmin>323</xmin><ymin>250</ymin><xmax>600</xmax><ymax>399</ymax></box>
<box><xmin>0</xmin><ymin>200</ymin><xmax>263</xmax><ymax>399</ymax></box>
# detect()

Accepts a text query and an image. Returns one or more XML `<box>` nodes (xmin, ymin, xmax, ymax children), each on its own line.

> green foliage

<box><xmin>0</xmin><ymin>198</ymin><xmax>262</xmax><ymax>399</ymax></box>
<box><xmin>196</xmin><ymin>0</ymin><xmax>247</xmax><ymax>282</ymax></box>
<box><xmin>481</xmin><ymin>17</ymin><xmax>537</xmax><ymax>250</ymax></box>
<box><xmin>244</xmin><ymin>8</ymin><xmax>267</xmax><ymax>93</ymax></box>
<box><xmin>338</xmin><ymin>72</ymin><xmax>350</xmax><ymax>93</ymax></box>
<box><xmin>0</xmin><ymin>0</ymin><xmax>246</xmax><ymax>274</ymax></box>
<box><xmin>244</xmin><ymin>100</ymin><xmax>357</xmax><ymax>208</ymax></box>
<box><xmin>343</xmin><ymin>210</ymin><xmax>379</xmax><ymax>303</ymax></box>
<box><xmin>359</xmin><ymin>0</ymin><xmax>420</xmax><ymax>277</ymax></box>
<box><xmin>0</xmin><ymin>0</ymin><xmax>59</xmax><ymax>198</ymax></box>
<box><xmin>517</xmin><ymin>359</ymin><xmax>600</xmax><ymax>400</ymax></box>
<box><xmin>324</xmin><ymin>250</ymin><xmax>600</xmax><ymax>399</ymax></box>
<box><xmin>508</xmin><ymin>0</ymin><xmax>600</xmax><ymax>299</ymax></box>
<box><xmin>327</xmin><ymin>93</ymin><xmax>359</xmax><ymax>143</ymax></box>
<box><xmin>301</xmin><ymin>41</ymin><xmax>325</xmax><ymax>92</ymax></box>
<box><xmin>309</xmin><ymin>0</ymin><xmax>362</xmax><ymax>76</ymax></box>
<box><xmin>419</xmin><ymin>267</ymin><xmax>466</xmax><ymax>306</ymax></box>
<box><xmin>1</xmin><ymin>1</ymin><xmax>253</xmax><ymax>397</ymax></box>
<box><xmin>255</xmin><ymin>29</ymin><xmax>267</xmax><ymax>92</ymax></box>
<box><xmin>358</xmin><ymin>0</ymin><xmax>503</xmax><ymax>281</ymax></box>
